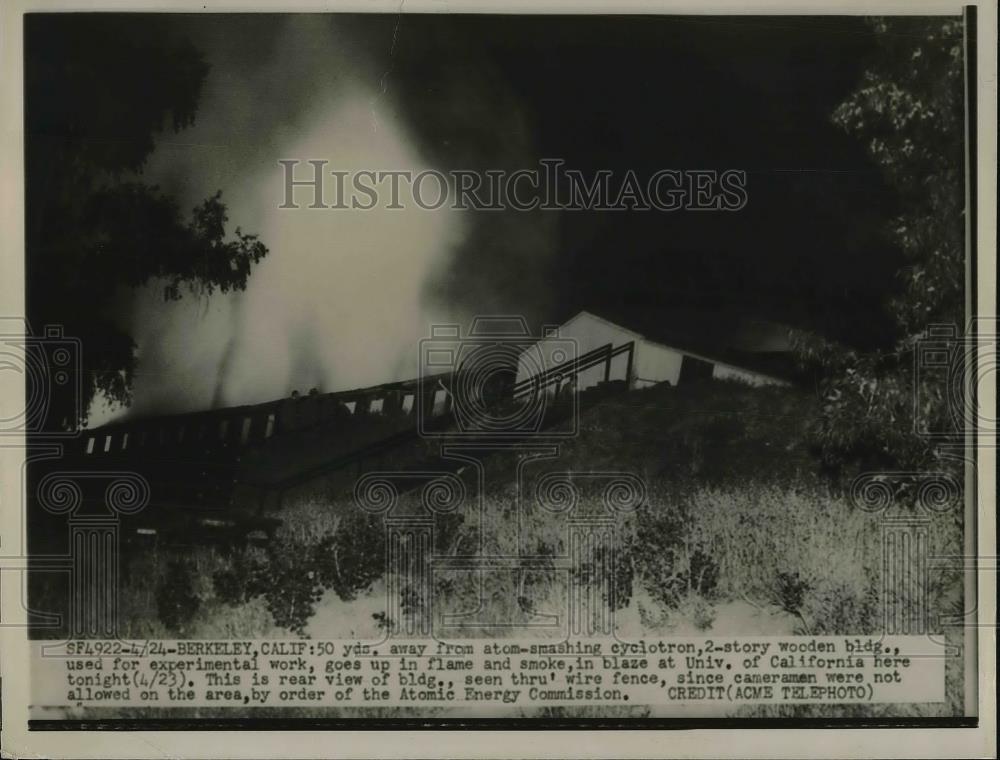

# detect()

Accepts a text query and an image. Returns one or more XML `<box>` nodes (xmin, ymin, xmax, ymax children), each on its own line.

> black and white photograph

<box><xmin>0</xmin><ymin>2</ymin><xmax>995</xmax><ymax>757</ymax></box>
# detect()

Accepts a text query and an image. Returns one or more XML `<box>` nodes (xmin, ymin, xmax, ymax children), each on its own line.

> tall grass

<box><xmin>109</xmin><ymin>379</ymin><xmax>966</xmax><ymax>717</ymax></box>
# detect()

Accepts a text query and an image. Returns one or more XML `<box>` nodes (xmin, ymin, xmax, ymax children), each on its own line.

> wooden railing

<box><xmin>512</xmin><ymin>341</ymin><xmax>635</xmax><ymax>400</ymax></box>
<box><xmin>67</xmin><ymin>340</ymin><xmax>638</xmax><ymax>513</ymax></box>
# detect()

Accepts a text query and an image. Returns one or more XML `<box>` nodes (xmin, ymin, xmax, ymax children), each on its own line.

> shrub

<box><xmin>682</xmin><ymin>484</ymin><xmax>961</xmax><ymax>639</ymax></box>
<box><xmin>156</xmin><ymin>561</ymin><xmax>200</xmax><ymax>632</ymax></box>
<box><xmin>774</xmin><ymin>571</ymin><xmax>810</xmax><ymax>617</ymax></box>
<box><xmin>315</xmin><ymin>511</ymin><xmax>386</xmax><ymax>601</ymax></box>
<box><xmin>635</xmin><ymin>498</ymin><xmax>720</xmax><ymax>609</ymax></box>
<box><xmin>259</xmin><ymin>541</ymin><xmax>323</xmax><ymax>634</ymax></box>
<box><xmin>688</xmin><ymin>547</ymin><xmax>719</xmax><ymax>599</ymax></box>
<box><xmin>574</xmin><ymin>544</ymin><xmax>634</xmax><ymax>611</ymax></box>
<box><xmin>691</xmin><ymin>597</ymin><xmax>716</xmax><ymax>631</ymax></box>
<box><xmin>212</xmin><ymin>549</ymin><xmax>266</xmax><ymax>606</ymax></box>
<box><xmin>207</xmin><ymin>503</ymin><xmax>389</xmax><ymax>634</ymax></box>
<box><xmin>804</xmin><ymin>577</ymin><xmax>881</xmax><ymax>636</ymax></box>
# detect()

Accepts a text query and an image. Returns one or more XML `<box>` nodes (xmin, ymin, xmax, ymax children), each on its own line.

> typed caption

<box><xmin>35</xmin><ymin>636</ymin><xmax>944</xmax><ymax>709</ymax></box>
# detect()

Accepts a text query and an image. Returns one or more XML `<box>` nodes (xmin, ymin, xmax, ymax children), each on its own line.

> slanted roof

<box><xmin>561</xmin><ymin>308</ymin><xmax>796</xmax><ymax>382</ymax></box>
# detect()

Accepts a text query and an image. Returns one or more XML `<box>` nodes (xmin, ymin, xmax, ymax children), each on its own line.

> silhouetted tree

<box><xmin>25</xmin><ymin>16</ymin><xmax>267</xmax><ymax>429</ymax></box>
<box><xmin>794</xmin><ymin>17</ymin><xmax>966</xmax><ymax>478</ymax></box>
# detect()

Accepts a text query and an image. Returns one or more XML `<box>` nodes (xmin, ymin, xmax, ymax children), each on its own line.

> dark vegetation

<box><xmin>25</xmin><ymin>15</ymin><xmax>269</xmax><ymax>430</ymax></box>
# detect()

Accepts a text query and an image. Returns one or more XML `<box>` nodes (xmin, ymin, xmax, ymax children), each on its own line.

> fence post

<box><xmin>624</xmin><ymin>342</ymin><xmax>636</xmax><ymax>389</ymax></box>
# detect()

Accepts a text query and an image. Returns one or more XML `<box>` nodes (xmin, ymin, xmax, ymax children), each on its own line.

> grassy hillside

<box><xmin>102</xmin><ymin>378</ymin><xmax>965</xmax><ymax>718</ymax></box>
<box><xmin>532</xmin><ymin>379</ymin><xmax>821</xmax><ymax>485</ymax></box>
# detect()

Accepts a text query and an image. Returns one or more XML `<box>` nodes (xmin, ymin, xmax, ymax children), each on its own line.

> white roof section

<box><xmin>557</xmin><ymin>309</ymin><xmax>789</xmax><ymax>385</ymax></box>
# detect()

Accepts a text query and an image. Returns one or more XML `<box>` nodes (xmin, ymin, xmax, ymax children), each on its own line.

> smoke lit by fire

<box><xmin>89</xmin><ymin>18</ymin><xmax>467</xmax><ymax>424</ymax></box>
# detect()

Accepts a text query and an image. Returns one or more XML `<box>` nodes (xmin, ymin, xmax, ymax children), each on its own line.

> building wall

<box><xmin>515</xmin><ymin>312</ymin><xmax>689</xmax><ymax>391</ymax></box>
<box><xmin>634</xmin><ymin>340</ymin><xmax>684</xmax><ymax>387</ymax></box>
<box><xmin>516</xmin><ymin>312</ymin><xmax>632</xmax><ymax>391</ymax></box>
<box><xmin>515</xmin><ymin>311</ymin><xmax>788</xmax><ymax>391</ymax></box>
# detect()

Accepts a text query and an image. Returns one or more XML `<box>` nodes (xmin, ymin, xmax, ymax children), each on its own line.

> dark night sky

<box><xmin>29</xmin><ymin>13</ymin><xmax>922</xmax><ymax>416</ymax></box>
<box><xmin>144</xmin><ymin>13</ymin><xmax>906</xmax><ymax>351</ymax></box>
<box><xmin>337</xmin><ymin>14</ymin><xmax>904</xmax><ymax>348</ymax></box>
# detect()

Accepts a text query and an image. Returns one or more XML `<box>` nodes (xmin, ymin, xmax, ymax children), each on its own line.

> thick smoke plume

<box><xmin>92</xmin><ymin>17</ymin><xmax>467</xmax><ymax>423</ymax></box>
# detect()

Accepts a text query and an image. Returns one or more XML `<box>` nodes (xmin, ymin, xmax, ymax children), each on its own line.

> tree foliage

<box><xmin>797</xmin><ymin>17</ymin><xmax>966</xmax><ymax>479</ymax></box>
<box><xmin>212</xmin><ymin>513</ymin><xmax>387</xmax><ymax>635</ymax></box>
<box><xmin>25</xmin><ymin>16</ymin><xmax>268</xmax><ymax>428</ymax></box>
<box><xmin>831</xmin><ymin>17</ymin><xmax>965</xmax><ymax>333</ymax></box>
